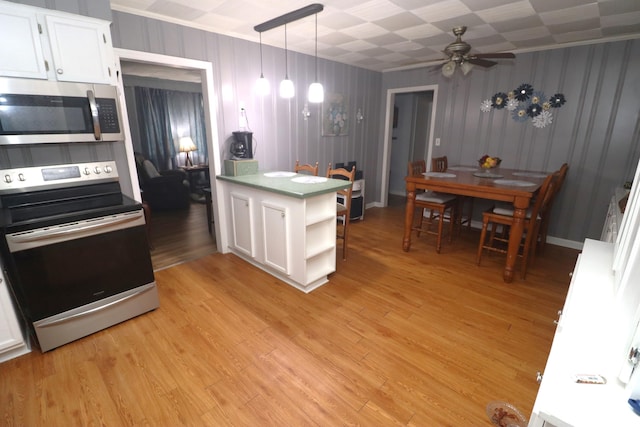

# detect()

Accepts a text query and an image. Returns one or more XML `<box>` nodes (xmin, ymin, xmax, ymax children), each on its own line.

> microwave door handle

<box><xmin>87</xmin><ymin>89</ymin><xmax>101</xmax><ymax>140</ymax></box>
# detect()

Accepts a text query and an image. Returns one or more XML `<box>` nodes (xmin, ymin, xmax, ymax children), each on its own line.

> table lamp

<box><xmin>179</xmin><ymin>136</ymin><xmax>196</xmax><ymax>167</ymax></box>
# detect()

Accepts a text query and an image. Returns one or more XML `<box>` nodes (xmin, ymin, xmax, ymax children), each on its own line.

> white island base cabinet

<box><xmin>224</xmin><ymin>181</ymin><xmax>338</xmax><ymax>293</ymax></box>
<box><xmin>0</xmin><ymin>269</ymin><xmax>30</xmax><ymax>363</ymax></box>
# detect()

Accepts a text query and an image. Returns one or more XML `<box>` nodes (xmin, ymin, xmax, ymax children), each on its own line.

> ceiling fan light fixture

<box><xmin>442</xmin><ymin>61</ymin><xmax>456</xmax><ymax>78</ymax></box>
<box><xmin>460</xmin><ymin>61</ymin><xmax>474</xmax><ymax>75</ymax></box>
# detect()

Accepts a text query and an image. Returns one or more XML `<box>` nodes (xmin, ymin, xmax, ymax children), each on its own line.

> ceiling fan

<box><xmin>431</xmin><ymin>26</ymin><xmax>515</xmax><ymax>77</ymax></box>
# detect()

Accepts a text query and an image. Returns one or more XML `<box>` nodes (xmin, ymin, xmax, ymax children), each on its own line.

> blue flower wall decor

<box><xmin>480</xmin><ymin>83</ymin><xmax>566</xmax><ymax>129</ymax></box>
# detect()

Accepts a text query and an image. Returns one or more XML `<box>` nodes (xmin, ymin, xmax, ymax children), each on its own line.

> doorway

<box><xmin>113</xmin><ymin>49</ymin><xmax>225</xmax><ymax>269</ymax></box>
<box><xmin>380</xmin><ymin>85</ymin><xmax>438</xmax><ymax>206</ymax></box>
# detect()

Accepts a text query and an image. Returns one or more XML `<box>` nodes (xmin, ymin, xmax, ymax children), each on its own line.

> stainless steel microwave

<box><xmin>0</xmin><ymin>78</ymin><xmax>124</xmax><ymax>145</ymax></box>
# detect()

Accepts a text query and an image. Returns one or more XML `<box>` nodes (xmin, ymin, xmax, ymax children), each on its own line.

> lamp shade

<box><xmin>442</xmin><ymin>61</ymin><xmax>456</xmax><ymax>78</ymax></box>
<box><xmin>256</xmin><ymin>75</ymin><xmax>270</xmax><ymax>96</ymax></box>
<box><xmin>460</xmin><ymin>61</ymin><xmax>474</xmax><ymax>75</ymax></box>
<box><xmin>179</xmin><ymin>136</ymin><xmax>196</xmax><ymax>153</ymax></box>
<box><xmin>308</xmin><ymin>82</ymin><xmax>324</xmax><ymax>103</ymax></box>
<box><xmin>279</xmin><ymin>78</ymin><xmax>295</xmax><ymax>98</ymax></box>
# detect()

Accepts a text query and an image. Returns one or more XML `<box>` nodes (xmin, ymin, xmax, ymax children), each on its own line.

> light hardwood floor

<box><xmin>0</xmin><ymin>200</ymin><xmax>579</xmax><ymax>426</ymax></box>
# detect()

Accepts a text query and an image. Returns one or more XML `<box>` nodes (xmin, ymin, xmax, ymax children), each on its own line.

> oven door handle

<box><xmin>8</xmin><ymin>212</ymin><xmax>143</xmax><ymax>246</ymax></box>
<box><xmin>87</xmin><ymin>89</ymin><xmax>101</xmax><ymax>141</ymax></box>
<box><xmin>36</xmin><ymin>284</ymin><xmax>156</xmax><ymax>328</ymax></box>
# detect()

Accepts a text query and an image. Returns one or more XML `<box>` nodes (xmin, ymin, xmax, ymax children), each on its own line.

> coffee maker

<box><xmin>231</xmin><ymin>131</ymin><xmax>253</xmax><ymax>159</ymax></box>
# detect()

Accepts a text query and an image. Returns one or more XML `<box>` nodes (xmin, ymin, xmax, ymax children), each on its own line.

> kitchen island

<box><xmin>217</xmin><ymin>172</ymin><xmax>351</xmax><ymax>293</ymax></box>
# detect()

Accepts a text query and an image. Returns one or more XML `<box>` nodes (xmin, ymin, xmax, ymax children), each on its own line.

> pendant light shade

<box><xmin>279</xmin><ymin>24</ymin><xmax>295</xmax><ymax>99</ymax></box>
<box><xmin>280</xmin><ymin>78</ymin><xmax>295</xmax><ymax>98</ymax></box>
<box><xmin>307</xmin><ymin>13</ymin><xmax>324</xmax><ymax>103</ymax></box>
<box><xmin>256</xmin><ymin>33</ymin><xmax>270</xmax><ymax>95</ymax></box>
<box><xmin>308</xmin><ymin>82</ymin><xmax>323</xmax><ymax>103</ymax></box>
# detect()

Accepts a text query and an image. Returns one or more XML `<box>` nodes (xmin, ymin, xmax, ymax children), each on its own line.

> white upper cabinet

<box><xmin>0</xmin><ymin>1</ymin><xmax>115</xmax><ymax>84</ymax></box>
<box><xmin>0</xmin><ymin>3</ymin><xmax>47</xmax><ymax>79</ymax></box>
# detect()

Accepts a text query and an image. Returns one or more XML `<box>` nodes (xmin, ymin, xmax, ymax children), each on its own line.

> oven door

<box><xmin>3</xmin><ymin>209</ymin><xmax>158</xmax><ymax>350</ymax></box>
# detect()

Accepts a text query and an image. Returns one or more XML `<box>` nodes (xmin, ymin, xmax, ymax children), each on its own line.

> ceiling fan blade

<box><xmin>467</xmin><ymin>58</ymin><xmax>497</xmax><ymax>68</ymax></box>
<box><xmin>473</xmin><ymin>52</ymin><xmax>515</xmax><ymax>59</ymax></box>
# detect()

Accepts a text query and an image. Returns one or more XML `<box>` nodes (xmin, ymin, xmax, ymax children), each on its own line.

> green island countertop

<box><xmin>217</xmin><ymin>171</ymin><xmax>351</xmax><ymax>199</ymax></box>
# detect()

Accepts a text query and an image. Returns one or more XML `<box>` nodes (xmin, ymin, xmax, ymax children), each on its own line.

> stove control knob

<box><xmin>104</xmin><ymin>165</ymin><xmax>113</xmax><ymax>173</ymax></box>
<box><xmin>18</xmin><ymin>173</ymin><xmax>25</xmax><ymax>181</ymax></box>
<box><xmin>83</xmin><ymin>167</ymin><xmax>91</xmax><ymax>175</ymax></box>
<box><xmin>93</xmin><ymin>166</ymin><xmax>101</xmax><ymax>174</ymax></box>
<box><xmin>4</xmin><ymin>174</ymin><xmax>11</xmax><ymax>183</ymax></box>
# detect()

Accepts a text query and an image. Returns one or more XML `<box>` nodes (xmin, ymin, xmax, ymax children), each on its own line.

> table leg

<box><xmin>403</xmin><ymin>184</ymin><xmax>416</xmax><ymax>251</ymax></box>
<box><xmin>504</xmin><ymin>197</ymin><xmax>529</xmax><ymax>282</ymax></box>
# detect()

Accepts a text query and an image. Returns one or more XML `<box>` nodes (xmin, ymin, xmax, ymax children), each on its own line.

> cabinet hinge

<box><xmin>108</xmin><ymin>67</ymin><xmax>111</xmax><ymax>77</ymax></box>
<box><xmin>44</xmin><ymin>60</ymin><xmax>49</xmax><ymax>72</ymax></box>
<box><xmin>38</xmin><ymin>23</ymin><xmax>43</xmax><ymax>34</ymax></box>
<box><xmin>103</xmin><ymin>34</ymin><xmax>107</xmax><ymax>44</ymax></box>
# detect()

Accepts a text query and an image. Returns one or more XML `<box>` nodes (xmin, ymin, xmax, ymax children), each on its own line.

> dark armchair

<box><xmin>134</xmin><ymin>152</ymin><xmax>191</xmax><ymax>211</ymax></box>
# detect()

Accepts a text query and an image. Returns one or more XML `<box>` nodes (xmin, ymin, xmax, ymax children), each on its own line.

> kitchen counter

<box><xmin>217</xmin><ymin>171</ymin><xmax>350</xmax><ymax>198</ymax></box>
<box><xmin>216</xmin><ymin>171</ymin><xmax>351</xmax><ymax>293</ymax></box>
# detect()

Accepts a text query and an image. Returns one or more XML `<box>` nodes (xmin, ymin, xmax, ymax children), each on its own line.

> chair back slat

<box><xmin>408</xmin><ymin>160</ymin><xmax>426</xmax><ymax>176</ymax></box>
<box><xmin>431</xmin><ymin>156</ymin><xmax>448</xmax><ymax>172</ymax></box>
<box><xmin>294</xmin><ymin>160</ymin><xmax>319</xmax><ymax>176</ymax></box>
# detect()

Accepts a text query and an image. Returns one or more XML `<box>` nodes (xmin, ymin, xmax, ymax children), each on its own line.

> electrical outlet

<box><xmin>435</xmin><ymin>138</ymin><xmax>441</xmax><ymax>146</ymax></box>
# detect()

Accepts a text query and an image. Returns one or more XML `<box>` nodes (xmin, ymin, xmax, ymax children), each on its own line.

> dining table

<box><xmin>403</xmin><ymin>165</ymin><xmax>548</xmax><ymax>283</ymax></box>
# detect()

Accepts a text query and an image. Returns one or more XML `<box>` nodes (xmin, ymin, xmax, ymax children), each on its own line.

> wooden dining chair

<box><xmin>476</xmin><ymin>170</ymin><xmax>558</xmax><ymax>279</ymax></box>
<box><xmin>294</xmin><ymin>160</ymin><xmax>319</xmax><ymax>176</ymax></box>
<box><xmin>408</xmin><ymin>159</ymin><xmax>457</xmax><ymax>253</ymax></box>
<box><xmin>537</xmin><ymin>163</ymin><xmax>569</xmax><ymax>252</ymax></box>
<box><xmin>327</xmin><ymin>164</ymin><xmax>356</xmax><ymax>261</ymax></box>
<box><xmin>432</xmin><ymin>155</ymin><xmax>473</xmax><ymax>233</ymax></box>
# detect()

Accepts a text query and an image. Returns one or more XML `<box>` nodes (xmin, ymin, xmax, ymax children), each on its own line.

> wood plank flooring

<box><xmin>148</xmin><ymin>200</ymin><xmax>217</xmax><ymax>271</ymax></box>
<box><xmin>0</xmin><ymin>200</ymin><xmax>579</xmax><ymax>426</ymax></box>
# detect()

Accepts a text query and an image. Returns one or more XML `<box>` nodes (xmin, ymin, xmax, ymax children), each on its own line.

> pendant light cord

<box><xmin>314</xmin><ymin>14</ymin><xmax>318</xmax><ymax>81</ymax></box>
<box><xmin>259</xmin><ymin>32</ymin><xmax>265</xmax><ymax>78</ymax></box>
<box><xmin>284</xmin><ymin>23</ymin><xmax>289</xmax><ymax>79</ymax></box>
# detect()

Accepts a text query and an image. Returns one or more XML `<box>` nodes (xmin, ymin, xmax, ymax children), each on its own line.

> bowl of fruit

<box><xmin>479</xmin><ymin>155</ymin><xmax>502</xmax><ymax>171</ymax></box>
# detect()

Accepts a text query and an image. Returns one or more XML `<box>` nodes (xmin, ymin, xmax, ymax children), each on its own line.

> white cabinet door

<box><xmin>230</xmin><ymin>192</ymin><xmax>254</xmax><ymax>257</ymax></box>
<box><xmin>0</xmin><ymin>2</ymin><xmax>115</xmax><ymax>84</ymax></box>
<box><xmin>0</xmin><ymin>2</ymin><xmax>48</xmax><ymax>79</ymax></box>
<box><xmin>44</xmin><ymin>14</ymin><xmax>114</xmax><ymax>84</ymax></box>
<box><xmin>262</xmin><ymin>202</ymin><xmax>289</xmax><ymax>274</ymax></box>
<box><xmin>0</xmin><ymin>273</ymin><xmax>25</xmax><ymax>355</ymax></box>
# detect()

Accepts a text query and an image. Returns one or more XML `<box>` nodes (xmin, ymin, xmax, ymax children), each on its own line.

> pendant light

<box><xmin>307</xmin><ymin>13</ymin><xmax>324</xmax><ymax>103</ymax></box>
<box><xmin>279</xmin><ymin>24</ymin><xmax>295</xmax><ymax>99</ymax></box>
<box><xmin>256</xmin><ymin>32</ymin><xmax>270</xmax><ymax>96</ymax></box>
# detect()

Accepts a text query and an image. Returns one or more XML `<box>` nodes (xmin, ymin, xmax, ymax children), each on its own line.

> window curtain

<box><xmin>134</xmin><ymin>87</ymin><xmax>207</xmax><ymax>170</ymax></box>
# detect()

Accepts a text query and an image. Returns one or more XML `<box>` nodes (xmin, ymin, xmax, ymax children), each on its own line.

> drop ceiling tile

<box><xmin>413</xmin><ymin>0</ymin><xmax>474</xmax><ymax>23</ymax></box>
<box><xmin>599</xmin><ymin>0</ymin><xmax>640</xmax><ymax>16</ymax></box>
<box><xmin>374</xmin><ymin>12</ymin><xmax>424</xmax><ymax>31</ymax></box>
<box><xmin>553</xmin><ymin>28</ymin><xmax>603</xmax><ymax>43</ymax></box>
<box><xmin>396</xmin><ymin>23</ymin><xmax>445</xmax><ymax>40</ymax></box>
<box><xmin>539</xmin><ymin>4</ymin><xmax>599</xmax><ymax>25</ymax></box>
<box><xmin>529</xmin><ymin>0</ymin><xmax>594</xmax><ymax>13</ymax></box>
<box><xmin>341</xmin><ymin>22</ymin><xmax>390</xmax><ymax>39</ymax></box>
<box><xmin>602</xmin><ymin>11</ymin><xmax>640</xmax><ymax>28</ymax></box>
<box><xmin>548</xmin><ymin>18</ymin><xmax>600</xmax><ymax>35</ymax></box>
<box><xmin>338</xmin><ymin>39</ymin><xmax>379</xmax><ymax>52</ymax></box>
<box><xmin>511</xmin><ymin>34</ymin><xmax>556</xmax><ymax>48</ymax></box>
<box><xmin>319</xmin><ymin>32</ymin><xmax>358</xmax><ymax>45</ymax></box>
<box><xmin>475</xmin><ymin>1</ymin><xmax>537</xmax><ymax>23</ymax></box>
<box><xmin>385</xmin><ymin>40</ymin><xmax>427</xmax><ymax>52</ymax></box>
<box><xmin>503</xmin><ymin>26</ymin><xmax>552</xmax><ymax>41</ymax></box>
<box><xmin>344</xmin><ymin>0</ymin><xmax>406</xmax><ymax>21</ymax></box>
<box><xmin>365</xmin><ymin>32</ymin><xmax>408</xmax><ymax>46</ymax></box>
<box><xmin>148</xmin><ymin>1</ymin><xmax>206</xmax><ymax>20</ymax></box>
<box><xmin>430</xmin><ymin>13</ymin><xmax>486</xmax><ymax>33</ymax></box>
<box><xmin>491</xmin><ymin>15</ymin><xmax>545</xmax><ymax>33</ymax></box>
<box><xmin>320</xmin><ymin>11</ymin><xmax>366</xmax><ymax>30</ymax></box>
<box><xmin>602</xmin><ymin>22</ymin><xmax>640</xmax><ymax>37</ymax></box>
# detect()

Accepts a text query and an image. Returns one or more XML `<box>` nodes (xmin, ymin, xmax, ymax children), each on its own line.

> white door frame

<box><xmin>113</xmin><ymin>48</ymin><xmax>228</xmax><ymax>252</ymax></box>
<box><xmin>380</xmin><ymin>84</ymin><xmax>438</xmax><ymax>206</ymax></box>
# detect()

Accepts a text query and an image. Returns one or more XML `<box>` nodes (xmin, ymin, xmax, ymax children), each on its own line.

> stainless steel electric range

<box><xmin>0</xmin><ymin>161</ymin><xmax>159</xmax><ymax>352</ymax></box>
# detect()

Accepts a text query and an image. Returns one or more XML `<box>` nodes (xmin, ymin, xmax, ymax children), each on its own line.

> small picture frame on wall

<box><xmin>322</xmin><ymin>92</ymin><xmax>349</xmax><ymax>136</ymax></box>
